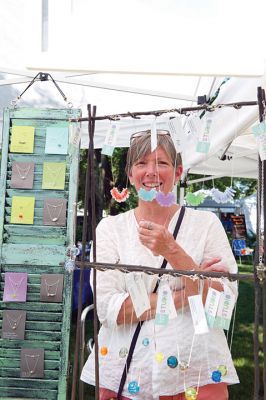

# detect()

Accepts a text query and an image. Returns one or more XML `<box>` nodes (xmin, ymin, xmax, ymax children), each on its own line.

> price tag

<box><xmin>69</xmin><ymin>123</ymin><xmax>81</xmax><ymax>148</ymax></box>
<box><xmin>155</xmin><ymin>282</ymin><xmax>176</xmax><ymax>326</ymax></box>
<box><xmin>102</xmin><ymin>123</ymin><xmax>120</xmax><ymax>156</ymax></box>
<box><xmin>196</xmin><ymin>118</ymin><xmax>212</xmax><ymax>154</ymax></box>
<box><xmin>125</xmin><ymin>273</ymin><xmax>150</xmax><ymax>318</ymax></box>
<box><xmin>151</xmin><ymin>118</ymin><xmax>157</xmax><ymax>151</ymax></box>
<box><xmin>168</xmin><ymin>116</ymin><xmax>183</xmax><ymax>153</ymax></box>
<box><xmin>188</xmin><ymin>294</ymin><xmax>209</xmax><ymax>335</ymax></box>
<box><xmin>204</xmin><ymin>287</ymin><xmax>221</xmax><ymax>328</ymax></box>
<box><xmin>214</xmin><ymin>287</ymin><xmax>236</xmax><ymax>330</ymax></box>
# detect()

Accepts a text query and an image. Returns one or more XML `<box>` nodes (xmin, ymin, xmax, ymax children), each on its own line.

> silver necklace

<box><xmin>45</xmin><ymin>164</ymin><xmax>64</xmax><ymax>187</ymax></box>
<box><xmin>8</xmin><ymin>276</ymin><xmax>25</xmax><ymax>298</ymax></box>
<box><xmin>15</xmin><ymin>163</ymin><xmax>31</xmax><ymax>180</ymax></box>
<box><xmin>6</xmin><ymin>312</ymin><xmax>22</xmax><ymax>330</ymax></box>
<box><xmin>24</xmin><ymin>354</ymin><xmax>40</xmax><ymax>375</ymax></box>
<box><xmin>45</xmin><ymin>202</ymin><xmax>64</xmax><ymax>222</ymax></box>
<box><xmin>45</xmin><ymin>279</ymin><xmax>59</xmax><ymax>297</ymax></box>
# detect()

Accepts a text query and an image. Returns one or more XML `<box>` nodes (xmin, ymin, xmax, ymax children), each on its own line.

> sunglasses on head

<box><xmin>130</xmin><ymin>129</ymin><xmax>170</xmax><ymax>144</ymax></box>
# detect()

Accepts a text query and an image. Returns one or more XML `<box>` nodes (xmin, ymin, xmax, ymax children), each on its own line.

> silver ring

<box><xmin>147</xmin><ymin>222</ymin><xmax>153</xmax><ymax>230</ymax></box>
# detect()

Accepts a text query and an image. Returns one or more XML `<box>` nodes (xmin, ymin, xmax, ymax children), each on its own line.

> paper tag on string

<box><xmin>214</xmin><ymin>287</ymin><xmax>236</xmax><ymax>330</ymax></box>
<box><xmin>125</xmin><ymin>273</ymin><xmax>150</xmax><ymax>318</ymax></box>
<box><xmin>150</xmin><ymin>118</ymin><xmax>157</xmax><ymax>152</ymax></box>
<box><xmin>69</xmin><ymin>123</ymin><xmax>81</xmax><ymax>148</ymax></box>
<box><xmin>196</xmin><ymin>118</ymin><xmax>212</xmax><ymax>154</ymax></box>
<box><xmin>102</xmin><ymin>123</ymin><xmax>120</xmax><ymax>156</ymax></box>
<box><xmin>155</xmin><ymin>281</ymin><xmax>176</xmax><ymax>326</ymax></box>
<box><xmin>188</xmin><ymin>294</ymin><xmax>209</xmax><ymax>334</ymax></box>
<box><xmin>168</xmin><ymin>117</ymin><xmax>183</xmax><ymax>153</ymax></box>
<box><xmin>252</xmin><ymin>122</ymin><xmax>266</xmax><ymax>161</ymax></box>
<box><xmin>204</xmin><ymin>287</ymin><xmax>221</xmax><ymax>328</ymax></box>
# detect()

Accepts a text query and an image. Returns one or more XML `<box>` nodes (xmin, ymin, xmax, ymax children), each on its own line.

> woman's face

<box><xmin>128</xmin><ymin>146</ymin><xmax>182</xmax><ymax>194</ymax></box>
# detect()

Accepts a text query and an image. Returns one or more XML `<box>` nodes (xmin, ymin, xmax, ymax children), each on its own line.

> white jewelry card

<box><xmin>188</xmin><ymin>294</ymin><xmax>209</xmax><ymax>335</ymax></box>
<box><xmin>168</xmin><ymin>116</ymin><xmax>183</xmax><ymax>153</ymax></box>
<box><xmin>101</xmin><ymin>123</ymin><xmax>120</xmax><ymax>156</ymax></box>
<box><xmin>214</xmin><ymin>287</ymin><xmax>236</xmax><ymax>330</ymax></box>
<box><xmin>125</xmin><ymin>273</ymin><xmax>150</xmax><ymax>318</ymax></box>
<box><xmin>45</xmin><ymin>127</ymin><xmax>69</xmax><ymax>155</ymax></box>
<box><xmin>155</xmin><ymin>281</ymin><xmax>176</xmax><ymax>326</ymax></box>
<box><xmin>204</xmin><ymin>287</ymin><xmax>222</xmax><ymax>328</ymax></box>
<box><xmin>69</xmin><ymin>123</ymin><xmax>81</xmax><ymax>148</ymax></box>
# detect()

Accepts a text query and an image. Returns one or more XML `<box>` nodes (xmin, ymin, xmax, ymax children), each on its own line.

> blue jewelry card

<box><xmin>45</xmin><ymin>127</ymin><xmax>69</xmax><ymax>155</ymax></box>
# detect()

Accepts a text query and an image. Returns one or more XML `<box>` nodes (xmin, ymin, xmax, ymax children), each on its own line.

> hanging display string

<box><xmin>11</xmin><ymin>72</ymin><xmax>72</xmax><ymax>108</ymax></box>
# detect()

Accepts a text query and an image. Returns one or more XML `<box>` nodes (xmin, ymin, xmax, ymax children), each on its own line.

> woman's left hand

<box><xmin>138</xmin><ymin>219</ymin><xmax>176</xmax><ymax>257</ymax></box>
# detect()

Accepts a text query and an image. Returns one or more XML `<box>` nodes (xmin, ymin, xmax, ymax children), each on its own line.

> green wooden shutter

<box><xmin>0</xmin><ymin>107</ymin><xmax>81</xmax><ymax>399</ymax></box>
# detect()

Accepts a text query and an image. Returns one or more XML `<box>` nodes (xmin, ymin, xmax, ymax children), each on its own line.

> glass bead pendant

<box><xmin>211</xmin><ymin>370</ymin><xmax>222</xmax><ymax>382</ymax></box>
<box><xmin>100</xmin><ymin>346</ymin><xmax>108</xmax><ymax>356</ymax></box>
<box><xmin>155</xmin><ymin>352</ymin><xmax>164</xmax><ymax>363</ymax></box>
<box><xmin>179</xmin><ymin>361</ymin><xmax>189</xmax><ymax>371</ymax></box>
<box><xmin>119</xmin><ymin>347</ymin><xmax>128</xmax><ymax>358</ymax></box>
<box><xmin>185</xmin><ymin>387</ymin><xmax>198</xmax><ymax>400</ymax></box>
<box><xmin>142</xmin><ymin>338</ymin><xmax>150</xmax><ymax>347</ymax></box>
<box><xmin>218</xmin><ymin>364</ymin><xmax>227</xmax><ymax>376</ymax></box>
<box><xmin>167</xmin><ymin>355</ymin><xmax>178</xmax><ymax>368</ymax></box>
<box><xmin>128</xmin><ymin>381</ymin><xmax>140</xmax><ymax>394</ymax></box>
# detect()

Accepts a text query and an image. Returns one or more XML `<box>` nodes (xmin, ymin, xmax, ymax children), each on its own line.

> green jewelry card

<box><xmin>42</xmin><ymin>162</ymin><xmax>66</xmax><ymax>190</ymax></box>
<box><xmin>10</xmin><ymin>126</ymin><xmax>35</xmax><ymax>153</ymax></box>
<box><xmin>10</xmin><ymin>196</ymin><xmax>35</xmax><ymax>224</ymax></box>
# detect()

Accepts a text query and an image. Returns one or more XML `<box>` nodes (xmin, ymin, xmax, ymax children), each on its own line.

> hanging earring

<box><xmin>110</xmin><ymin>187</ymin><xmax>130</xmax><ymax>203</ymax></box>
<box><xmin>155</xmin><ymin>191</ymin><xmax>176</xmax><ymax>207</ymax></box>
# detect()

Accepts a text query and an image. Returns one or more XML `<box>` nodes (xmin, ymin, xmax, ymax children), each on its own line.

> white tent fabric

<box><xmin>1</xmin><ymin>0</ymin><xmax>266</xmax><ymax>180</ymax></box>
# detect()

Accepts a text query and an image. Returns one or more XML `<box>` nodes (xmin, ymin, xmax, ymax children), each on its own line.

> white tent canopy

<box><xmin>1</xmin><ymin>0</ymin><xmax>266</xmax><ymax>180</ymax></box>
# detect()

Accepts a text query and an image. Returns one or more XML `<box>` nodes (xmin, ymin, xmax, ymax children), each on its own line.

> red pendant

<box><xmin>110</xmin><ymin>187</ymin><xmax>129</xmax><ymax>203</ymax></box>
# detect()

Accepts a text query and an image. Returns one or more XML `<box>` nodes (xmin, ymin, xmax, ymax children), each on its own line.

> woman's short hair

<box><xmin>126</xmin><ymin>130</ymin><xmax>182</xmax><ymax>173</ymax></box>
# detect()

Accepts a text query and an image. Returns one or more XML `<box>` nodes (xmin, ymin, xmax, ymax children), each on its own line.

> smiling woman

<box><xmin>80</xmin><ymin>129</ymin><xmax>239</xmax><ymax>400</ymax></box>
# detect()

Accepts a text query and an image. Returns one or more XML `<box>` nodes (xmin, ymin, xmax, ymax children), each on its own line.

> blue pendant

<box><xmin>142</xmin><ymin>338</ymin><xmax>149</xmax><ymax>347</ymax></box>
<box><xmin>138</xmin><ymin>187</ymin><xmax>157</xmax><ymax>202</ymax></box>
<box><xmin>211</xmin><ymin>370</ymin><xmax>222</xmax><ymax>382</ymax></box>
<box><xmin>167</xmin><ymin>355</ymin><xmax>178</xmax><ymax>368</ymax></box>
<box><xmin>128</xmin><ymin>381</ymin><xmax>140</xmax><ymax>394</ymax></box>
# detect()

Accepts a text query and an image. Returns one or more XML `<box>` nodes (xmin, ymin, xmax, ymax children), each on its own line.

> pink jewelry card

<box><xmin>3</xmin><ymin>272</ymin><xmax>28</xmax><ymax>302</ymax></box>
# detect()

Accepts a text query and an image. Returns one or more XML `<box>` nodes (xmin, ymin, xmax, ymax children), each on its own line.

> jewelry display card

<box><xmin>42</xmin><ymin>162</ymin><xmax>66</xmax><ymax>190</ymax></box>
<box><xmin>10</xmin><ymin>161</ymin><xmax>35</xmax><ymax>189</ymax></box>
<box><xmin>40</xmin><ymin>274</ymin><xmax>64</xmax><ymax>302</ymax></box>
<box><xmin>20</xmin><ymin>348</ymin><xmax>44</xmax><ymax>378</ymax></box>
<box><xmin>10</xmin><ymin>196</ymin><xmax>35</xmax><ymax>224</ymax></box>
<box><xmin>3</xmin><ymin>272</ymin><xmax>28</xmax><ymax>302</ymax></box>
<box><xmin>10</xmin><ymin>126</ymin><xmax>35</xmax><ymax>153</ymax></box>
<box><xmin>43</xmin><ymin>198</ymin><xmax>67</xmax><ymax>226</ymax></box>
<box><xmin>45</xmin><ymin>127</ymin><xmax>69</xmax><ymax>155</ymax></box>
<box><xmin>2</xmin><ymin>310</ymin><xmax>26</xmax><ymax>340</ymax></box>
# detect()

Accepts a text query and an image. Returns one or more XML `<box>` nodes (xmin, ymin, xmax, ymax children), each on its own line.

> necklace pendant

<box><xmin>167</xmin><ymin>355</ymin><xmax>178</xmax><ymax>368</ymax></box>
<box><xmin>30</xmin><ymin>370</ymin><xmax>34</xmax><ymax>374</ymax></box>
<box><xmin>12</xmin><ymin>293</ymin><xmax>17</xmax><ymax>298</ymax></box>
<box><xmin>21</xmin><ymin>176</ymin><xmax>25</xmax><ymax>180</ymax></box>
<box><xmin>185</xmin><ymin>387</ymin><xmax>198</xmax><ymax>400</ymax></box>
<box><xmin>128</xmin><ymin>381</ymin><xmax>140</xmax><ymax>394</ymax></box>
<box><xmin>52</xmin><ymin>217</ymin><xmax>58</xmax><ymax>222</ymax></box>
<box><xmin>119</xmin><ymin>347</ymin><xmax>128</xmax><ymax>358</ymax></box>
<box><xmin>179</xmin><ymin>361</ymin><xmax>189</xmax><ymax>371</ymax></box>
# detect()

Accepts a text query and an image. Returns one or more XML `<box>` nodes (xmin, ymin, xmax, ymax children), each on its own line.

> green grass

<box><xmin>69</xmin><ymin>263</ymin><xmax>263</xmax><ymax>399</ymax></box>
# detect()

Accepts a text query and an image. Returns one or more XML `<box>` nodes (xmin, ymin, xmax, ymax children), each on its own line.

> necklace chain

<box><xmin>15</xmin><ymin>163</ymin><xmax>31</xmax><ymax>180</ymax></box>
<box><xmin>24</xmin><ymin>354</ymin><xmax>40</xmax><ymax>375</ymax></box>
<box><xmin>44</xmin><ymin>279</ymin><xmax>59</xmax><ymax>297</ymax></box>
<box><xmin>45</xmin><ymin>202</ymin><xmax>64</xmax><ymax>222</ymax></box>
<box><xmin>45</xmin><ymin>164</ymin><xmax>64</xmax><ymax>187</ymax></box>
<box><xmin>8</xmin><ymin>276</ymin><xmax>25</xmax><ymax>298</ymax></box>
<box><xmin>6</xmin><ymin>312</ymin><xmax>22</xmax><ymax>330</ymax></box>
